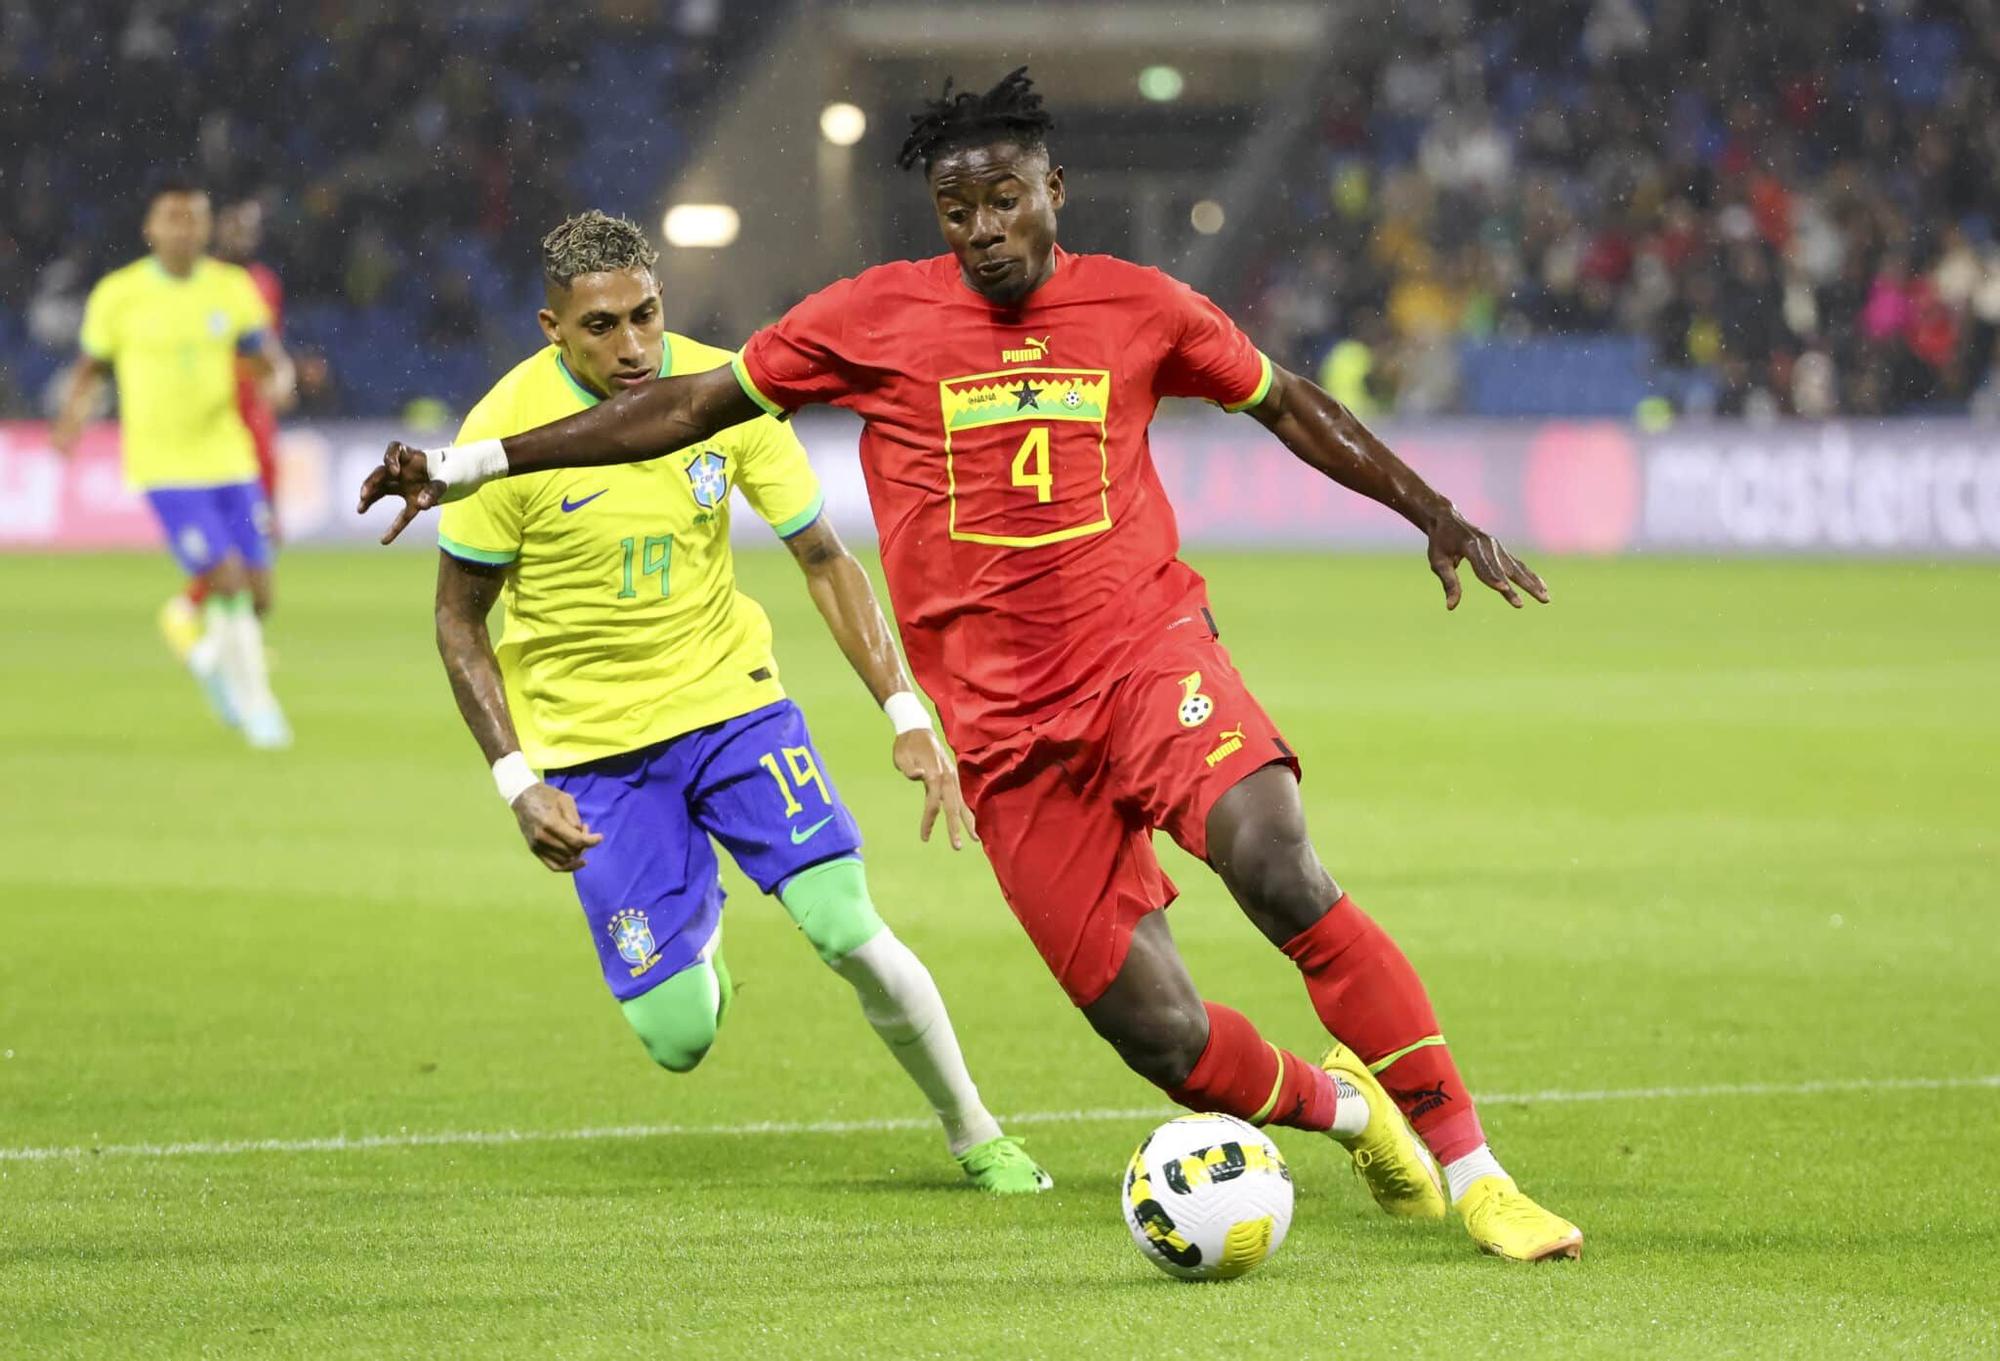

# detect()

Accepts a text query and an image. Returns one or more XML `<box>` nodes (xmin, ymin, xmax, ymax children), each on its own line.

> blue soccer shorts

<box><xmin>544</xmin><ymin>699</ymin><xmax>863</xmax><ymax>1001</ymax></box>
<box><xmin>144</xmin><ymin>480</ymin><xmax>274</xmax><ymax>576</ymax></box>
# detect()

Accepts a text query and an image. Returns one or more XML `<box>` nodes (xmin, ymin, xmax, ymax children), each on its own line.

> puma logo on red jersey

<box><xmin>1204</xmin><ymin>725</ymin><xmax>1246</xmax><ymax>767</ymax></box>
<box><xmin>1002</xmin><ymin>335</ymin><xmax>1051</xmax><ymax>363</ymax></box>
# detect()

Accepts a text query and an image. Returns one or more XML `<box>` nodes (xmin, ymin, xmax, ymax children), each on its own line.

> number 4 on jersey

<box><xmin>1011</xmin><ymin>426</ymin><xmax>1052</xmax><ymax>503</ymax></box>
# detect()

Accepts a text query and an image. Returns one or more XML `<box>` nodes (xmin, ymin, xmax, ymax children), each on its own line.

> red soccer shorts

<box><xmin>957</xmin><ymin>617</ymin><xmax>1300</xmax><ymax>1008</ymax></box>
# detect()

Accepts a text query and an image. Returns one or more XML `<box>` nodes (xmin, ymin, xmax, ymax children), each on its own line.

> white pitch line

<box><xmin>1475</xmin><ymin>1074</ymin><xmax>2000</xmax><ymax>1105</ymax></box>
<box><xmin>3</xmin><ymin>1074</ymin><xmax>1994</xmax><ymax>1166</ymax></box>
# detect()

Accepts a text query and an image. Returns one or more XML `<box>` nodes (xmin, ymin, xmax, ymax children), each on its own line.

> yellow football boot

<box><xmin>158</xmin><ymin>594</ymin><xmax>201</xmax><ymax>663</ymax></box>
<box><xmin>1455</xmin><ymin>1175</ymin><xmax>1583</xmax><ymax>1261</ymax></box>
<box><xmin>1320</xmin><ymin>1041</ymin><xmax>1447</xmax><ymax>1220</ymax></box>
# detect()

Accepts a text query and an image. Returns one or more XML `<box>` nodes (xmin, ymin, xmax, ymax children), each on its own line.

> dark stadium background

<box><xmin>5</xmin><ymin>0</ymin><xmax>1997</xmax><ymax>560</ymax></box>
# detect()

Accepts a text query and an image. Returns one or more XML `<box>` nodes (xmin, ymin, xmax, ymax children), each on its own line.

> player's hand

<box><xmin>892</xmin><ymin>728</ymin><xmax>976</xmax><ymax>850</ymax></box>
<box><xmin>356</xmin><ymin>441</ymin><xmax>445</xmax><ymax>545</ymax></box>
<box><xmin>512</xmin><ymin>782</ymin><xmax>603</xmax><ymax>873</ymax></box>
<box><xmin>264</xmin><ymin>373</ymin><xmax>299</xmax><ymax>415</ymax></box>
<box><xmin>1425</xmin><ymin>507</ymin><xmax>1549</xmax><ymax>611</ymax></box>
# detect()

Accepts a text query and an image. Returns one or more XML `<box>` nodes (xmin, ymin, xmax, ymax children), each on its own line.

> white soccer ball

<box><xmin>1121</xmin><ymin>1113</ymin><xmax>1293</xmax><ymax>1281</ymax></box>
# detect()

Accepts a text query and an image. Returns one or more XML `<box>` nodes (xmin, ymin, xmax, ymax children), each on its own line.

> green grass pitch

<box><xmin>2</xmin><ymin>548</ymin><xmax>1996</xmax><ymax>1358</ymax></box>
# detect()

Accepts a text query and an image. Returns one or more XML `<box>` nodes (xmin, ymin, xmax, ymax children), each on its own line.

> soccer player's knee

<box><xmin>1233</xmin><ymin>834</ymin><xmax>1335</xmax><ymax>930</ymax></box>
<box><xmin>621</xmin><ymin>970</ymin><xmax>721</xmax><ymax>1074</ymax></box>
<box><xmin>1102</xmin><ymin>995</ymin><xmax>1209</xmax><ymax>1086</ymax></box>
<box><xmin>1149</xmin><ymin>1000</ymin><xmax>1212</xmax><ymax>1082</ymax></box>
<box><xmin>779</xmin><ymin>858</ymin><xmax>885</xmax><ymax>965</ymax></box>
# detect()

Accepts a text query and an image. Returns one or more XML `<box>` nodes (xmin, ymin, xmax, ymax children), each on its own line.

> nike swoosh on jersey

<box><xmin>560</xmin><ymin>489</ymin><xmax>608</xmax><ymax>512</ymax></box>
<box><xmin>789</xmin><ymin>814</ymin><xmax>835</xmax><ymax>845</ymax></box>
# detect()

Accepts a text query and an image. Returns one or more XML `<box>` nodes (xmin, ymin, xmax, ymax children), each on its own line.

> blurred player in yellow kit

<box><xmin>52</xmin><ymin>174</ymin><xmax>297</xmax><ymax>749</ymax></box>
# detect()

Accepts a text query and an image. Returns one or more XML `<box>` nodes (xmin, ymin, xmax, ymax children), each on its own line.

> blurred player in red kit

<box><xmin>361</xmin><ymin>70</ymin><xmax>1581</xmax><ymax>1261</ymax></box>
<box><xmin>219</xmin><ymin>199</ymin><xmax>287</xmax><ymax>519</ymax></box>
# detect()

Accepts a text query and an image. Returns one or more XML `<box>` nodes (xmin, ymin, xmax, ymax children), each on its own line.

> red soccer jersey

<box><xmin>736</xmin><ymin>247</ymin><xmax>1273</xmax><ymax>752</ymax></box>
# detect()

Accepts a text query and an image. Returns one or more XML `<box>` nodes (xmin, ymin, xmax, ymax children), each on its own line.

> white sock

<box><xmin>189</xmin><ymin>597</ymin><xmax>229</xmax><ymax>674</ymax></box>
<box><xmin>1328</xmin><ymin>1072</ymin><xmax>1369</xmax><ymax>1139</ymax></box>
<box><xmin>1443</xmin><ymin>1143</ymin><xmax>1508</xmax><ymax>1203</ymax></box>
<box><xmin>217</xmin><ymin>598</ymin><xmax>278</xmax><ymax>716</ymax></box>
<box><xmin>833</xmin><ymin>929</ymin><xmax>1003</xmax><ymax>1157</ymax></box>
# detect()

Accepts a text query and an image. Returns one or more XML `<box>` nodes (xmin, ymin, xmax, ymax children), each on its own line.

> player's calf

<box><xmin>779</xmin><ymin>858</ymin><xmax>1049</xmax><ymax>1191</ymax></box>
<box><xmin>1283</xmin><ymin>891</ymin><xmax>1585</xmax><ymax>1245</ymax></box>
<box><xmin>1082</xmin><ymin>914</ymin><xmax>1349</xmax><ymax>1135</ymax></box>
<box><xmin>1282</xmin><ymin>894</ymin><xmax>1487</xmax><ymax>1164</ymax></box>
<box><xmin>1208</xmin><ymin>767</ymin><xmax>1495</xmax><ymax>1172</ymax></box>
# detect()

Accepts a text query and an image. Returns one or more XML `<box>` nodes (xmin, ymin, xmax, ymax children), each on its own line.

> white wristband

<box><xmin>883</xmin><ymin>691</ymin><xmax>932</xmax><ymax>736</ymax></box>
<box><xmin>432</xmin><ymin>439</ymin><xmax>509</xmax><ymax>502</ymax></box>
<box><xmin>492</xmin><ymin>751</ymin><xmax>538</xmax><ymax>805</ymax></box>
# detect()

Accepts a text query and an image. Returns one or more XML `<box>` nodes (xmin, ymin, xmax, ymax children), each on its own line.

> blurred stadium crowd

<box><xmin>5</xmin><ymin>0</ymin><xmax>1999</xmax><ymax>422</ymax></box>
<box><xmin>0</xmin><ymin>0</ymin><xmax>757</xmax><ymax>419</ymax></box>
<box><xmin>1245</xmin><ymin>0</ymin><xmax>2000</xmax><ymax>420</ymax></box>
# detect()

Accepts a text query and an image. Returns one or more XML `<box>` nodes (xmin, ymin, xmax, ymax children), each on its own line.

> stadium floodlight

<box><xmin>1138</xmin><ymin>65</ymin><xmax>1185</xmax><ymax>102</ymax></box>
<box><xmin>820</xmin><ymin>102</ymin><xmax>867</xmax><ymax>147</ymax></box>
<box><xmin>662</xmin><ymin>204</ymin><xmax>741</xmax><ymax>249</ymax></box>
<box><xmin>1190</xmin><ymin>200</ymin><xmax>1225</xmax><ymax>235</ymax></box>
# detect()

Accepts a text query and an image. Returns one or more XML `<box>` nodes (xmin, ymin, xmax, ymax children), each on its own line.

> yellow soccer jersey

<box><xmin>77</xmin><ymin>257</ymin><xmax>272</xmax><ymax>490</ymax></box>
<box><xmin>436</xmin><ymin>335</ymin><xmax>826</xmax><ymax>770</ymax></box>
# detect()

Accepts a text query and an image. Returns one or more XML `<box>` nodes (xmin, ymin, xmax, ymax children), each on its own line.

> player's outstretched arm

<box><xmin>48</xmin><ymin>357</ymin><xmax>111</xmax><ymax>457</ymax></box>
<box><xmin>782</xmin><ymin>518</ymin><xmax>975</xmax><ymax>851</ymax></box>
<box><xmin>435</xmin><ymin>551</ymin><xmax>602</xmax><ymax>872</ymax></box>
<box><xmin>1248</xmin><ymin>365</ymin><xmax>1550</xmax><ymax>610</ymax></box>
<box><xmin>359</xmin><ymin>366</ymin><xmax>760</xmax><ymax>544</ymax></box>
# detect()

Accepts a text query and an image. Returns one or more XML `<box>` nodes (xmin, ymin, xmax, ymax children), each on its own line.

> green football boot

<box><xmin>956</xmin><ymin>1135</ymin><xmax>1054</xmax><ymax>1194</ymax></box>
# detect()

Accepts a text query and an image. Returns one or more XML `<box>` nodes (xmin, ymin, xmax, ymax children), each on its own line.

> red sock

<box><xmin>185</xmin><ymin>579</ymin><xmax>209</xmax><ymax>608</ymax></box>
<box><xmin>1282</xmin><ymin>895</ymin><xmax>1486</xmax><ymax>1163</ymax></box>
<box><xmin>1163</xmin><ymin>1002</ymin><xmax>1339</xmax><ymax>1133</ymax></box>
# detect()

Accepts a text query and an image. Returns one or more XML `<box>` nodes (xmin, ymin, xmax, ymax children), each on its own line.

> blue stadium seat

<box><xmin>1886</xmin><ymin>22</ymin><xmax>1960</xmax><ymax>106</ymax></box>
<box><xmin>1457</xmin><ymin>337</ymin><xmax>1654</xmax><ymax>417</ymax></box>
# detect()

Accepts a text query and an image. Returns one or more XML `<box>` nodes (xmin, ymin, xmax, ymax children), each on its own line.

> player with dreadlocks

<box><xmin>362</xmin><ymin>70</ymin><xmax>1582</xmax><ymax>1260</ymax></box>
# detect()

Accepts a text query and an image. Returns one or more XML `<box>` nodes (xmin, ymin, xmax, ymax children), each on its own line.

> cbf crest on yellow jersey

<box><xmin>436</xmin><ymin>334</ymin><xmax>825</xmax><ymax>770</ymax></box>
<box><xmin>78</xmin><ymin>257</ymin><xmax>273</xmax><ymax>490</ymax></box>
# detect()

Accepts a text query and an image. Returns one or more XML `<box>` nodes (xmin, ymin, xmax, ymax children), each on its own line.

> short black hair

<box><xmin>896</xmin><ymin>66</ymin><xmax>1054</xmax><ymax>173</ymax></box>
<box><xmin>146</xmin><ymin>169</ymin><xmax>208</xmax><ymax>204</ymax></box>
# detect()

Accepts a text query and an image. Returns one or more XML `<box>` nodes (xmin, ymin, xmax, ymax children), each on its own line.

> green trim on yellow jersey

<box><xmin>772</xmin><ymin>491</ymin><xmax>825</xmax><ymax>540</ymax></box>
<box><xmin>553</xmin><ymin>346</ymin><xmax>672</xmax><ymax>407</ymax></box>
<box><xmin>1222</xmin><ymin>351</ymin><xmax>1275</xmax><ymax>413</ymax></box>
<box><xmin>438</xmin><ymin>532</ymin><xmax>518</xmax><ymax>566</ymax></box>
<box><xmin>553</xmin><ymin>352</ymin><xmax>599</xmax><ymax>406</ymax></box>
<box><xmin>732</xmin><ymin>351</ymin><xmax>786</xmax><ymax>418</ymax></box>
